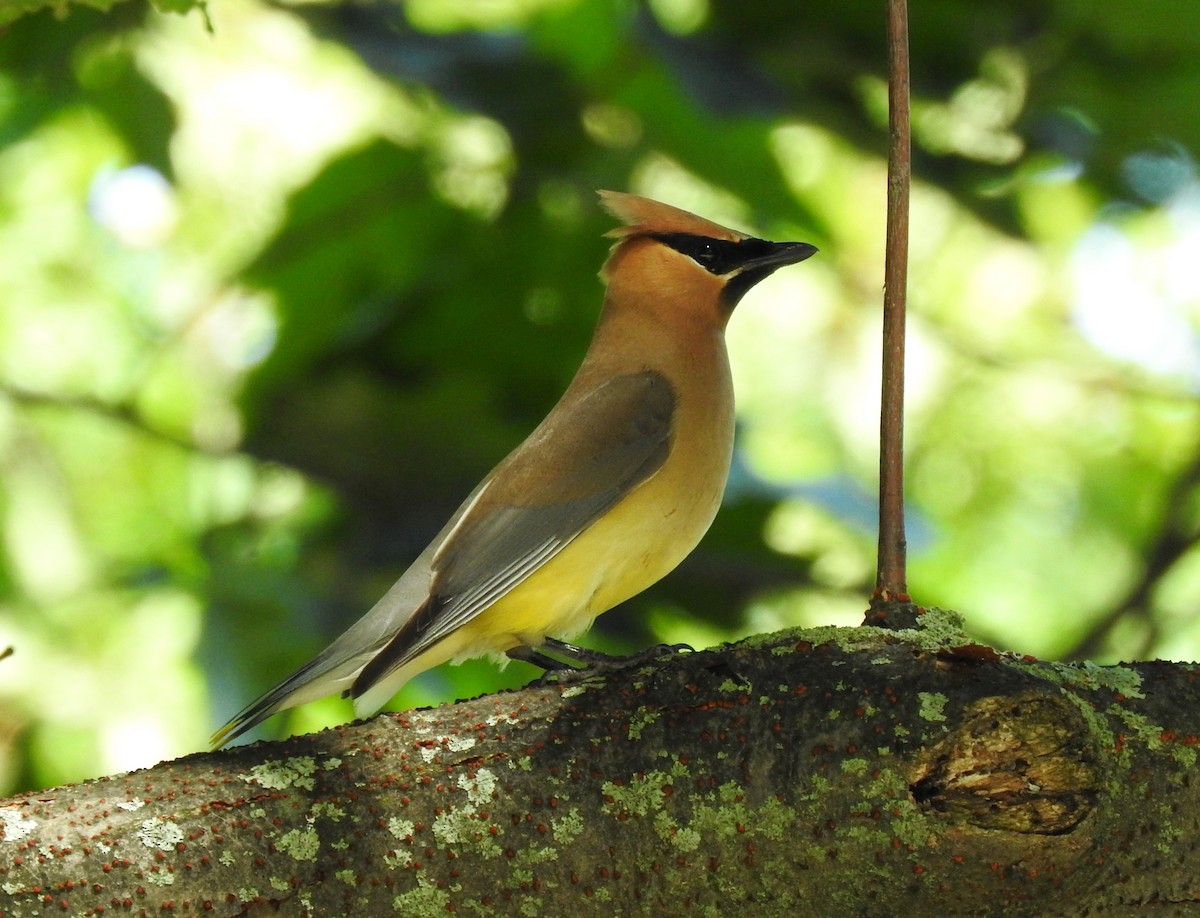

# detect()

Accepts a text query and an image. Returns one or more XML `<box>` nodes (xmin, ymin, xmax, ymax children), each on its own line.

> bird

<box><xmin>211</xmin><ymin>190</ymin><xmax>817</xmax><ymax>748</ymax></box>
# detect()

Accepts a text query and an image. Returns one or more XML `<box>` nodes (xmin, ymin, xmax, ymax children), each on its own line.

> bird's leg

<box><xmin>506</xmin><ymin>645</ymin><xmax>578</xmax><ymax>672</ymax></box>
<box><xmin>541</xmin><ymin>637</ymin><xmax>696</xmax><ymax>668</ymax></box>
<box><xmin>512</xmin><ymin>638</ymin><xmax>697</xmax><ymax>689</ymax></box>
<box><xmin>538</xmin><ymin>638</ymin><xmax>620</xmax><ymax>665</ymax></box>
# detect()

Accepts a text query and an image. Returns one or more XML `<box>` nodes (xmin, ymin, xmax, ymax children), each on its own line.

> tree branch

<box><xmin>2</xmin><ymin>611</ymin><xmax>1196</xmax><ymax>916</ymax></box>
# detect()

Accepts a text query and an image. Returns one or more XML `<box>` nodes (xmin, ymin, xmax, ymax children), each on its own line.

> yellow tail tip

<box><xmin>209</xmin><ymin>722</ymin><xmax>237</xmax><ymax>750</ymax></box>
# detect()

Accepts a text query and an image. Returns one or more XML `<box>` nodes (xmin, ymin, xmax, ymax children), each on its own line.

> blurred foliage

<box><xmin>1</xmin><ymin>0</ymin><xmax>1199</xmax><ymax>792</ymax></box>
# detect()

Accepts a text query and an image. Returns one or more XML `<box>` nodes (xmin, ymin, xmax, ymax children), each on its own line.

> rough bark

<box><xmin>2</xmin><ymin>609</ymin><xmax>1198</xmax><ymax>917</ymax></box>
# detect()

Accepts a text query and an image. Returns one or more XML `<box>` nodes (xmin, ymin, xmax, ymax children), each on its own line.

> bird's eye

<box><xmin>653</xmin><ymin>233</ymin><xmax>729</xmax><ymax>274</ymax></box>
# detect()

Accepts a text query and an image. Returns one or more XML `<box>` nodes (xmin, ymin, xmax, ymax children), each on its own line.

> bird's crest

<box><xmin>598</xmin><ymin>190</ymin><xmax>746</xmax><ymax>243</ymax></box>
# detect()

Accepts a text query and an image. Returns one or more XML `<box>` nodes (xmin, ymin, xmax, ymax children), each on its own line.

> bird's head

<box><xmin>597</xmin><ymin>190</ymin><xmax>817</xmax><ymax>326</ymax></box>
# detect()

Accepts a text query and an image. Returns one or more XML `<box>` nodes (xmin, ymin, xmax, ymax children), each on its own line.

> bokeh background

<box><xmin>2</xmin><ymin>0</ymin><xmax>1199</xmax><ymax>794</ymax></box>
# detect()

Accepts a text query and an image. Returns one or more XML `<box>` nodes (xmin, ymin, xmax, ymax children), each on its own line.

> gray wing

<box><xmin>349</xmin><ymin>368</ymin><xmax>676</xmax><ymax>698</ymax></box>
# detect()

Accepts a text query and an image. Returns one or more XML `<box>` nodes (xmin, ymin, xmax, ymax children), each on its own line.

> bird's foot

<box><xmin>506</xmin><ymin>645</ymin><xmax>578</xmax><ymax>673</ymax></box>
<box><xmin>510</xmin><ymin>639</ymin><xmax>694</xmax><ymax>686</ymax></box>
<box><xmin>542</xmin><ymin>637</ymin><xmax>694</xmax><ymax>666</ymax></box>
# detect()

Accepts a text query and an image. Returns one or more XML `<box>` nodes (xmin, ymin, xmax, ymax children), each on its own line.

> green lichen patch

<box><xmin>627</xmin><ymin>708</ymin><xmax>658</xmax><ymax>740</ymax></box>
<box><xmin>388</xmin><ymin>817</ymin><xmax>415</xmax><ymax>840</ymax></box>
<box><xmin>740</xmin><ymin>607</ymin><xmax>971</xmax><ymax>662</ymax></box>
<box><xmin>311</xmin><ymin>801</ymin><xmax>346</xmax><ymax>821</ymax></box>
<box><xmin>393</xmin><ymin>874</ymin><xmax>451</xmax><ymax>913</ymax></box>
<box><xmin>431</xmin><ymin>807</ymin><xmax>503</xmax><ymax>857</ymax></box>
<box><xmin>551</xmin><ymin>806</ymin><xmax>584</xmax><ymax>845</ymax></box>
<box><xmin>458</xmin><ymin>767</ymin><xmax>498</xmax><ymax>807</ymax></box>
<box><xmin>247</xmin><ymin>755</ymin><xmax>320</xmax><ymax>791</ymax></box>
<box><xmin>1013</xmin><ymin>657</ymin><xmax>1146</xmax><ymax>701</ymax></box>
<box><xmin>917</xmin><ymin>692</ymin><xmax>948</xmax><ymax>723</ymax></box>
<box><xmin>1109</xmin><ymin>705</ymin><xmax>1198</xmax><ymax>768</ymax></box>
<box><xmin>144</xmin><ymin>868</ymin><xmax>176</xmax><ymax>887</ymax></box>
<box><xmin>277</xmin><ymin>827</ymin><xmax>320</xmax><ymax>861</ymax></box>
<box><xmin>136</xmin><ymin>816</ymin><xmax>183</xmax><ymax>851</ymax></box>
<box><xmin>600</xmin><ymin>770</ymin><xmax>674</xmax><ymax>818</ymax></box>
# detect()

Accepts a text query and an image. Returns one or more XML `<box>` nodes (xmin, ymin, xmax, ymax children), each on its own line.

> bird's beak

<box><xmin>720</xmin><ymin>238</ymin><xmax>820</xmax><ymax>310</ymax></box>
<box><xmin>740</xmin><ymin>240</ymin><xmax>819</xmax><ymax>272</ymax></box>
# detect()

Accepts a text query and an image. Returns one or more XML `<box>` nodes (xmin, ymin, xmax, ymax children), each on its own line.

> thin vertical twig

<box><xmin>871</xmin><ymin>0</ymin><xmax>911</xmax><ymax>611</ymax></box>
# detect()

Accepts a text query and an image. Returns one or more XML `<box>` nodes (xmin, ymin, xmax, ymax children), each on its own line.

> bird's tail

<box><xmin>209</xmin><ymin>648</ymin><xmax>369</xmax><ymax>749</ymax></box>
<box><xmin>210</xmin><ymin>553</ymin><xmax>443</xmax><ymax>748</ymax></box>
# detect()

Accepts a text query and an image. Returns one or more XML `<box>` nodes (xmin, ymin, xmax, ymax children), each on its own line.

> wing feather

<box><xmin>348</xmin><ymin>369</ymin><xmax>676</xmax><ymax>700</ymax></box>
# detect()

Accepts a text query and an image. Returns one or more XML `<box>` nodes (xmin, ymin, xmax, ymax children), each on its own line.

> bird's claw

<box><xmin>513</xmin><ymin>639</ymin><xmax>695</xmax><ymax>688</ymax></box>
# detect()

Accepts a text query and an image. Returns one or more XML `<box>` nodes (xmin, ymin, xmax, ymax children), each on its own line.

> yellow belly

<box><xmin>351</xmin><ymin>449</ymin><xmax>728</xmax><ymax>718</ymax></box>
<box><xmin>471</xmin><ymin>467</ymin><xmax>724</xmax><ymax>648</ymax></box>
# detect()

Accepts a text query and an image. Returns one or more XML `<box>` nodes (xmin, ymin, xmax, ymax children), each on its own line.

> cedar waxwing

<box><xmin>212</xmin><ymin>190</ymin><xmax>817</xmax><ymax>747</ymax></box>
